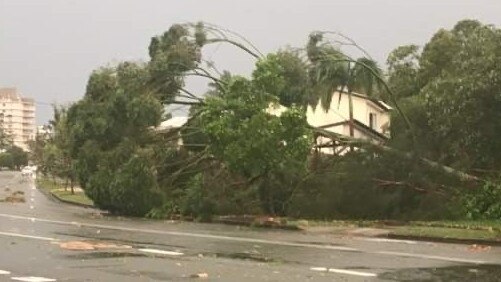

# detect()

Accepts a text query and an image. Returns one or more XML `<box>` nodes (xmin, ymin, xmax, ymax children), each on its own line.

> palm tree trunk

<box><xmin>348</xmin><ymin>91</ymin><xmax>355</xmax><ymax>152</ymax></box>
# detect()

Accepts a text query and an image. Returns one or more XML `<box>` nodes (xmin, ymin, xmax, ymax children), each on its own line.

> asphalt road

<box><xmin>0</xmin><ymin>171</ymin><xmax>500</xmax><ymax>281</ymax></box>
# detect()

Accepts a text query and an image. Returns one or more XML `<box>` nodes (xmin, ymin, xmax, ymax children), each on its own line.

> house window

<box><xmin>369</xmin><ymin>113</ymin><xmax>377</xmax><ymax>129</ymax></box>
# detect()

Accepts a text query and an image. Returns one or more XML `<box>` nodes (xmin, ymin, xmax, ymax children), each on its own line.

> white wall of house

<box><xmin>306</xmin><ymin>91</ymin><xmax>390</xmax><ymax>136</ymax></box>
<box><xmin>267</xmin><ymin>91</ymin><xmax>391</xmax><ymax>155</ymax></box>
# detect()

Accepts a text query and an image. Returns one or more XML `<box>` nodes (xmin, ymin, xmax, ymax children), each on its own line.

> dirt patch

<box><xmin>58</xmin><ymin>240</ymin><xmax>132</xmax><ymax>251</ymax></box>
<box><xmin>66</xmin><ymin>251</ymin><xmax>147</xmax><ymax>260</ymax></box>
<box><xmin>467</xmin><ymin>244</ymin><xmax>491</xmax><ymax>252</ymax></box>
<box><xmin>344</xmin><ymin>228</ymin><xmax>389</xmax><ymax>237</ymax></box>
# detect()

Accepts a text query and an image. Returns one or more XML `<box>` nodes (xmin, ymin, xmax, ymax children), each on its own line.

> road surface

<box><xmin>0</xmin><ymin>171</ymin><xmax>500</xmax><ymax>281</ymax></box>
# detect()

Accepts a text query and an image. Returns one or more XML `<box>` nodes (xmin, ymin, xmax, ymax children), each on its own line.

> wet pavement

<box><xmin>0</xmin><ymin>171</ymin><xmax>500</xmax><ymax>281</ymax></box>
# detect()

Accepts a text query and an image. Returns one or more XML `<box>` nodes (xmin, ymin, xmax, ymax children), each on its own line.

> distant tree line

<box><xmin>0</xmin><ymin>129</ymin><xmax>28</xmax><ymax>170</ymax></box>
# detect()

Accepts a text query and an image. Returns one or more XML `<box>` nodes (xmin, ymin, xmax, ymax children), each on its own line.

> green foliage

<box><xmin>463</xmin><ymin>181</ymin><xmax>501</xmax><ymax>220</ymax></box>
<box><xmin>180</xmin><ymin>173</ymin><xmax>216</xmax><ymax>221</ymax></box>
<box><xmin>9</xmin><ymin>146</ymin><xmax>28</xmax><ymax>169</ymax></box>
<box><xmin>146</xmin><ymin>200</ymin><xmax>181</xmax><ymax>219</ymax></box>
<box><xmin>109</xmin><ymin>152</ymin><xmax>163</xmax><ymax>216</ymax></box>
<box><xmin>66</xmin><ymin>62</ymin><xmax>165</xmax><ymax>215</ymax></box>
<box><xmin>386</xmin><ymin>45</ymin><xmax>421</xmax><ymax>99</ymax></box>
<box><xmin>306</xmin><ymin>32</ymin><xmax>383</xmax><ymax>112</ymax></box>
<box><xmin>388</xmin><ymin>19</ymin><xmax>501</xmax><ymax>173</ymax></box>
<box><xmin>0</xmin><ymin>127</ymin><xmax>12</xmax><ymax>149</ymax></box>
<box><xmin>0</xmin><ymin>146</ymin><xmax>28</xmax><ymax>169</ymax></box>
<box><xmin>289</xmin><ymin>151</ymin><xmax>464</xmax><ymax>220</ymax></box>
<box><xmin>253</xmin><ymin>50</ymin><xmax>309</xmax><ymax>107</ymax></box>
<box><xmin>198</xmin><ymin>76</ymin><xmax>312</xmax><ymax>214</ymax></box>
<box><xmin>0</xmin><ymin>152</ymin><xmax>13</xmax><ymax>169</ymax></box>
<box><xmin>423</xmin><ymin>22</ymin><xmax>501</xmax><ymax>170</ymax></box>
<box><xmin>36</xmin><ymin>20</ymin><xmax>501</xmax><ymax>222</ymax></box>
<box><xmin>148</xmin><ymin>24</ymin><xmax>202</xmax><ymax>102</ymax></box>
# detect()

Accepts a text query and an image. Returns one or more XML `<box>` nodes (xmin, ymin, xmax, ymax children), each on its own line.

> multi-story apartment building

<box><xmin>0</xmin><ymin>88</ymin><xmax>36</xmax><ymax>151</ymax></box>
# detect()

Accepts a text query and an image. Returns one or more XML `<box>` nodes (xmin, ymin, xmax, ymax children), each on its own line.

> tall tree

<box><xmin>66</xmin><ymin>62</ymin><xmax>165</xmax><ymax>215</ymax></box>
<box><xmin>198</xmin><ymin>76</ymin><xmax>312</xmax><ymax>215</ymax></box>
<box><xmin>387</xmin><ymin>19</ymin><xmax>501</xmax><ymax>173</ymax></box>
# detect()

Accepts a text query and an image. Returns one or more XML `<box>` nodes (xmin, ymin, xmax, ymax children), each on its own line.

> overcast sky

<box><xmin>1</xmin><ymin>0</ymin><xmax>500</xmax><ymax>124</ymax></box>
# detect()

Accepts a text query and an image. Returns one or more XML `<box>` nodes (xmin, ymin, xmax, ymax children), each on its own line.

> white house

<box><xmin>307</xmin><ymin>91</ymin><xmax>391</xmax><ymax>154</ymax></box>
<box><xmin>268</xmin><ymin>90</ymin><xmax>392</xmax><ymax>154</ymax></box>
<box><xmin>160</xmin><ymin>91</ymin><xmax>391</xmax><ymax>154</ymax></box>
<box><xmin>156</xmin><ymin>116</ymin><xmax>189</xmax><ymax>147</ymax></box>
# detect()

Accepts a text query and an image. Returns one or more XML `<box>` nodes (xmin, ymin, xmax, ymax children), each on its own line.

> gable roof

<box><xmin>158</xmin><ymin>116</ymin><xmax>189</xmax><ymax>130</ymax></box>
<box><xmin>317</xmin><ymin>119</ymin><xmax>389</xmax><ymax>142</ymax></box>
<box><xmin>339</xmin><ymin>90</ymin><xmax>392</xmax><ymax>112</ymax></box>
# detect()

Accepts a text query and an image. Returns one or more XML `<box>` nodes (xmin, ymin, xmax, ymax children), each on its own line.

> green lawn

<box><xmin>390</xmin><ymin>225</ymin><xmax>501</xmax><ymax>241</ymax></box>
<box><xmin>37</xmin><ymin>177</ymin><xmax>93</xmax><ymax>206</ymax></box>
<box><xmin>35</xmin><ymin>177</ymin><xmax>500</xmax><ymax>242</ymax></box>
<box><xmin>51</xmin><ymin>189</ymin><xmax>94</xmax><ymax>206</ymax></box>
<box><xmin>291</xmin><ymin>219</ymin><xmax>501</xmax><ymax>242</ymax></box>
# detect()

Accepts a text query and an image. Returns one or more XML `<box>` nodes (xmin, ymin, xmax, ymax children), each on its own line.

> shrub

<box><xmin>463</xmin><ymin>181</ymin><xmax>501</xmax><ymax>220</ymax></box>
<box><xmin>181</xmin><ymin>173</ymin><xmax>215</xmax><ymax>222</ymax></box>
<box><xmin>288</xmin><ymin>151</ymin><xmax>465</xmax><ymax>220</ymax></box>
<box><xmin>146</xmin><ymin>200</ymin><xmax>180</xmax><ymax>219</ymax></box>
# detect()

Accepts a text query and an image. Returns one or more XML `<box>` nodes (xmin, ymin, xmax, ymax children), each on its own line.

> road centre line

<box><xmin>310</xmin><ymin>267</ymin><xmax>376</xmax><ymax>277</ymax></box>
<box><xmin>0</xmin><ymin>213</ymin><xmax>494</xmax><ymax>264</ymax></box>
<box><xmin>138</xmin><ymin>248</ymin><xmax>184</xmax><ymax>256</ymax></box>
<box><xmin>355</xmin><ymin>237</ymin><xmax>418</xmax><ymax>245</ymax></box>
<box><xmin>11</xmin><ymin>277</ymin><xmax>56</xmax><ymax>282</ymax></box>
<box><xmin>328</xmin><ymin>268</ymin><xmax>377</xmax><ymax>277</ymax></box>
<box><xmin>377</xmin><ymin>251</ymin><xmax>488</xmax><ymax>264</ymax></box>
<box><xmin>0</xmin><ymin>270</ymin><xmax>11</xmax><ymax>275</ymax></box>
<box><xmin>0</xmin><ymin>231</ymin><xmax>55</xmax><ymax>241</ymax></box>
<box><xmin>310</xmin><ymin>267</ymin><xmax>327</xmax><ymax>272</ymax></box>
<box><xmin>0</xmin><ymin>213</ymin><xmax>357</xmax><ymax>252</ymax></box>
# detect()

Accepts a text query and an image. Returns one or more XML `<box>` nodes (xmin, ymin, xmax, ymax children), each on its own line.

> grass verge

<box><xmin>389</xmin><ymin>225</ymin><xmax>501</xmax><ymax>241</ymax></box>
<box><xmin>37</xmin><ymin>177</ymin><xmax>93</xmax><ymax>207</ymax></box>
<box><xmin>290</xmin><ymin>219</ymin><xmax>501</xmax><ymax>242</ymax></box>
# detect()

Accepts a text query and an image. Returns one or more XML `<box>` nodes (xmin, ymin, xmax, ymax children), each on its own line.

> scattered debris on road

<box><xmin>190</xmin><ymin>272</ymin><xmax>209</xmax><ymax>279</ymax></box>
<box><xmin>0</xmin><ymin>190</ymin><xmax>26</xmax><ymax>203</ymax></box>
<box><xmin>467</xmin><ymin>244</ymin><xmax>491</xmax><ymax>252</ymax></box>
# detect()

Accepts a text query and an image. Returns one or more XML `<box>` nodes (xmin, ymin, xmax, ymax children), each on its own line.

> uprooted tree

<box><xmin>40</xmin><ymin>20</ymin><xmax>501</xmax><ymax>220</ymax></box>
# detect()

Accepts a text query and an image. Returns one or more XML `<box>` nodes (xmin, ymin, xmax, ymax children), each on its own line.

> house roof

<box><xmin>339</xmin><ymin>90</ymin><xmax>393</xmax><ymax>112</ymax></box>
<box><xmin>157</xmin><ymin>116</ymin><xmax>189</xmax><ymax>131</ymax></box>
<box><xmin>317</xmin><ymin>119</ymin><xmax>389</xmax><ymax>142</ymax></box>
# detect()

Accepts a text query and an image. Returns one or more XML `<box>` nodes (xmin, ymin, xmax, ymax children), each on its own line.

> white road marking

<box><xmin>0</xmin><ymin>270</ymin><xmax>11</xmax><ymax>275</ymax></box>
<box><xmin>0</xmin><ymin>213</ymin><xmax>359</xmax><ymax>252</ymax></box>
<box><xmin>29</xmin><ymin>206</ymin><xmax>34</xmax><ymax>210</ymax></box>
<box><xmin>138</xmin><ymin>248</ymin><xmax>184</xmax><ymax>256</ymax></box>
<box><xmin>0</xmin><ymin>231</ymin><xmax>55</xmax><ymax>241</ymax></box>
<box><xmin>0</xmin><ymin>213</ymin><xmax>496</xmax><ymax>265</ymax></box>
<box><xmin>310</xmin><ymin>267</ymin><xmax>327</xmax><ymax>272</ymax></box>
<box><xmin>328</xmin><ymin>268</ymin><xmax>377</xmax><ymax>277</ymax></box>
<box><xmin>11</xmin><ymin>277</ymin><xmax>56</xmax><ymax>282</ymax></box>
<box><xmin>356</xmin><ymin>237</ymin><xmax>418</xmax><ymax>244</ymax></box>
<box><xmin>377</xmin><ymin>251</ymin><xmax>488</xmax><ymax>264</ymax></box>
